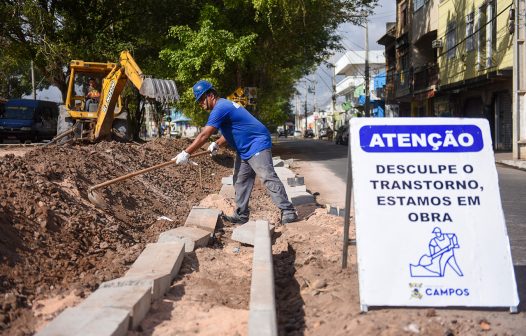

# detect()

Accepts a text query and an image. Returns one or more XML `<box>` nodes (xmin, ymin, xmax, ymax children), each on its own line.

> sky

<box><xmin>295</xmin><ymin>0</ymin><xmax>396</xmax><ymax>112</ymax></box>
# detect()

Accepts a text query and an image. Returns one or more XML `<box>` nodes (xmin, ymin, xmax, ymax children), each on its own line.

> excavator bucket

<box><xmin>140</xmin><ymin>78</ymin><xmax>179</xmax><ymax>102</ymax></box>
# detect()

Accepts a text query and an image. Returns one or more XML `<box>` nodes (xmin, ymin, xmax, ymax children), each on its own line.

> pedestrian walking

<box><xmin>172</xmin><ymin>80</ymin><xmax>298</xmax><ymax>224</ymax></box>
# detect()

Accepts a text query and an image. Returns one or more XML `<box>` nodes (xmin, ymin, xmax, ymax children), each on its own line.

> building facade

<box><xmin>437</xmin><ymin>0</ymin><xmax>514</xmax><ymax>150</ymax></box>
<box><xmin>377</xmin><ymin>0</ymin><xmax>517</xmax><ymax>152</ymax></box>
<box><xmin>335</xmin><ymin>50</ymin><xmax>386</xmax><ymax>119</ymax></box>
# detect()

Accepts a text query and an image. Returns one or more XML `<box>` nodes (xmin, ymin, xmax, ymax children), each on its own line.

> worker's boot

<box><xmin>222</xmin><ymin>210</ymin><xmax>249</xmax><ymax>225</ymax></box>
<box><xmin>281</xmin><ymin>211</ymin><xmax>299</xmax><ymax>224</ymax></box>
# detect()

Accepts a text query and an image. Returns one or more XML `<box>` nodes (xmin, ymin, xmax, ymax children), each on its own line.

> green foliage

<box><xmin>0</xmin><ymin>0</ymin><xmax>377</xmax><ymax>131</ymax></box>
<box><xmin>0</xmin><ymin>50</ymin><xmax>32</xmax><ymax>99</ymax></box>
<box><xmin>161</xmin><ymin>0</ymin><xmax>376</xmax><ymax>126</ymax></box>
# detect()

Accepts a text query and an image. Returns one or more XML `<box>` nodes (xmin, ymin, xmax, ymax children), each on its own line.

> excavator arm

<box><xmin>93</xmin><ymin>51</ymin><xmax>179</xmax><ymax>140</ymax></box>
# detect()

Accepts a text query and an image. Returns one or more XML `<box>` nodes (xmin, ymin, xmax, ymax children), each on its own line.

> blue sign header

<box><xmin>359</xmin><ymin>125</ymin><xmax>483</xmax><ymax>152</ymax></box>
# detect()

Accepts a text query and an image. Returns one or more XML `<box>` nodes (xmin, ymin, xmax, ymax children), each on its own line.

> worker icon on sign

<box><xmin>410</xmin><ymin>227</ymin><xmax>464</xmax><ymax>277</ymax></box>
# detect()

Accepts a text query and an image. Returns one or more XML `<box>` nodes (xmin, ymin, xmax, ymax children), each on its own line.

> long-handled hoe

<box><xmin>88</xmin><ymin>151</ymin><xmax>209</xmax><ymax>209</ymax></box>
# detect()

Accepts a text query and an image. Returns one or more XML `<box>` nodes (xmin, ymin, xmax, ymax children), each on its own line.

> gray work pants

<box><xmin>232</xmin><ymin>149</ymin><xmax>295</xmax><ymax>218</ymax></box>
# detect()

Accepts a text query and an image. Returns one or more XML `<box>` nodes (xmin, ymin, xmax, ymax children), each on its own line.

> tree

<box><xmin>0</xmin><ymin>0</ymin><xmax>198</xmax><ymax>139</ymax></box>
<box><xmin>0</xmin><ymin>0</ymin><xmax>377</xmax><ymax>135</ymax></box>
<box><xmin>160</xmin><ymin>0</ymin><xmax>376</xmax><ymax>125</ymax></box>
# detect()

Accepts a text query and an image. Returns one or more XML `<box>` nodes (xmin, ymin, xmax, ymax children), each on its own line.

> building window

<box><xmin>466</xmin><ymin>12</ymin><xmax>475</xmax><ymax>51</ymax></box>
<box><xmin>399</xmin><ymin>50</ymin><xmax>410</xmax><ymax>89</ymax></box>
<box><xmin>400</xmin><ymin>3</ymin><xmax>408</xmax><ymax>28</ymax></box>
<box><xmin>446</xmin><ymin>22</ymin><xmax>456</xmax><ymax>59</ymax></box>
<box><xmin>414</xmin><ymin>0</ymin><xmax>425</xmax><ymax>12</ymax></box>
<box><xmin>478</xmin><ymin>4</ymin><xmax>487</xmax><ymax>67</ymax></box>
<box><xmin>490</xmin><ymin>0</ymin><xmax>497</xmax><ymax>52</ymax></box>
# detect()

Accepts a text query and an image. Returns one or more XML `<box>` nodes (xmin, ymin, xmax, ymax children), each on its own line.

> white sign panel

<box><xmin>350</xmin><ymin>118</ymin><xmax>519</xmax><ymax>308</ymax></box>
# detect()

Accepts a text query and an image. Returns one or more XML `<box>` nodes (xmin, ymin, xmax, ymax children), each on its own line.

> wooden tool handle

<box><xmin>89</xmin><ymin>151</ymin><xmax>209</xmax><ymax>192</ymax></box>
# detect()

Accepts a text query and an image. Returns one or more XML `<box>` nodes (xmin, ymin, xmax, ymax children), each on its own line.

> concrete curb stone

<box><xmin>77</xmin><ymin>285</ymin><xmax>151</xmax><ymax>329</ymax></box>
<box><xmin>35</xmin><ymin>306</ymin><xmax>130</xmax><ymax>336</ymax></box>
<box><xmin>221</xmin><ymin>175</ymin><xmax>233</xmax><ymax>185</ymax></box>
<box><xmin>125</xmin><ymin>242</ymin><xmax>185</xmax><ymax>280</ymax></box>
<box><xmin>219</xmin><ymin>184</ymin><xmax>235</xmax><ymax>199</ymax></box>
<box><xmin>231</xmin><ymin>221</ymin><xmax>275</xmax><ymax>246</ymax></box>
<box><xmin>248</xmin><ymin>220</ymin><xmax>277</xmax><ymax>336</ymax></box>
<box><xmin>158</xmin><ymin>226</ymin><xmax>210</xmax><ymax>252</ymax></box>
<box><xmin>184</xmin><ymin>206</ymin><xmax>222</xmax><ymax>233</ymax></box>
<box><xmin>100</xmin><ymin>274</ymin><xmax>172</xmax><ymax>301</ymax></box>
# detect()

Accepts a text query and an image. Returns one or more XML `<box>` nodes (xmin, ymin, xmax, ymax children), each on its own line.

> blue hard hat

<box><xmin>432</xmin><ymin>227</ymin><xmax>442</xmax><ymax>234</ymax></box>
<box><xmin>193</xmin><ymin>80</ymin><xmax>213</xmax><ymax>102</ymax></box>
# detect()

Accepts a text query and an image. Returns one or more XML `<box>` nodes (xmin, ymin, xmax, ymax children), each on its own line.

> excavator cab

<box><xmin>65</xmin><ymin>61</ymin><xmax>117</xmax><ymax>113</ymax></box>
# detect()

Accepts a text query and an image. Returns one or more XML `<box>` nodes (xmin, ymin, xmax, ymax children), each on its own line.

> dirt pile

<box><xmin>0</xmin><ymin>139</ymin><xmax>233</xmax><ymax>335</ymax></box>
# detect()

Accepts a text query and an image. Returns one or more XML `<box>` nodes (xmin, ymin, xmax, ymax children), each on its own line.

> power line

<box><xmin>316</xmin><ymin>72</ymin><xmax>333</xmax><ymax>91</ymax></box>
<box><xmin>438</xmin><ymin>2</ymin><xmax>513</xmax><ymax>58</ymax></box>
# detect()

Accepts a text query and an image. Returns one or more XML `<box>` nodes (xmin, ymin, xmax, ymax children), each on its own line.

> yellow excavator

<box><xmin>56</xmin><ymin>51</ymin><xmax>178</xmax><ymax>141</ymax></box>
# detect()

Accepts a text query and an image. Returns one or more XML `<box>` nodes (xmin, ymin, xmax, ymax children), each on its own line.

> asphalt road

<box><xmin>273</xmin><ymin>137</ymin><xmax>526</xmax><ymax>266</ymax></box>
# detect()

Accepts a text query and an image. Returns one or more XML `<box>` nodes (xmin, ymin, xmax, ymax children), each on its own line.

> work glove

<box><xmin>207</xmin><ymin>142</ymin><xmax>219</xmax><ymax>156</ymax></box>
<box><xmin>172</xmin><ymin>150</ymin><xmax>190</xmax><ymax>165</ymax></box>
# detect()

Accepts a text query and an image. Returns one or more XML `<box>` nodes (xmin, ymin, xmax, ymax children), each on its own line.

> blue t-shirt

<box><xmin>206</xmin><ymin>98</ymin><xmax>271</xmax><ymax>160</ymax></box>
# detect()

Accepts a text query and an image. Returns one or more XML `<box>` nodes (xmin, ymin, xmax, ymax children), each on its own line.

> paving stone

<box><xmin>158</xmin><ymin>226</ymin><xmax>210</xmax><ymax>252</ymax></box>
<box><xmin>284</xmin><ymin>158</ymin><xmax>294</xmax><ymax>168</ymax></box>
<box><xmin>285</xmin><ymin>185</ymin><xmax>307</xmax><ymax>193</ymax></box>
<box><xmin>272</xmin><ymin>159</ymin><xmax>284</xmax><ymax>167</ymax></box>
<box><xmin>36</xmin><ymin>306</ymin><xmax>129</xmax><ymax>336</ymax></box>
<box><xmin>184</xmin><ymin>206</ymin><xmax>221</xmax><ymax>233</ymax></box>
<box><xmin>219</xmin><ymin>184</ymin><xmax>235</xmax><ymax>199</ymax></box>
<box><xmin>326</xmin><ymin>204</ymin><xmax>339</xmax><ymax>216</ymax></box>
<box><xmin>77</xmin><ymin>285</ymin><xmax>151</xmax><ymax>329</ymax></box>
<box><xmin>286</xmin><ymin>176</ymin><xmax>304</xmax><ymax>186</ymax></box>
<box><xmin>231</xmin><ymin>221</ymin><xmax>275</xmax><ymax>246</ymax></box>
<box><xmin>125</xmin><ymin>242</ymin><xmax>185</xmax><ymax>281</ymax></box>
<box><xmin>274</xmin><ymin>167</ymin><xmax>295</xmax><ymax>180</ymax></box>
<box><xmin>338</xmin><ymin>207</ymin><xmax>346</xmax><ymax>217</ymax></box>
<box><xmin>289</xmin><ymin>191</ymin><xmax>315</xmax><ymax>205</ymax></box>
<box><xmin>221</xmin><ymin>175</ymin><xmax>233</xmax><ymax>185</ymax></box>
<box><xmin>100</xmin><ymin>274</ymin><xmax>172</xmax><ymax>301</ymax></box>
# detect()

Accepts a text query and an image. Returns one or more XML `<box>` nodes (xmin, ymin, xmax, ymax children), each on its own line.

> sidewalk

<box><xmin>495</xmin><ymin>152</ymin><xmax>526</xmax><ymax>171</ymax></box>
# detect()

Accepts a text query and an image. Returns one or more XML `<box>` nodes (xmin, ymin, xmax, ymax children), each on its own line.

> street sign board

<box><xmin>350</xmin><ymin>118</ymin><xmax>519</xmax><ymax>309</ymax></box>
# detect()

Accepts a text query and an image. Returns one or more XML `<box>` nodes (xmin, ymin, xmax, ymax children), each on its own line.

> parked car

<box><xmin>303</xmin><ymin>128</ymin><xmax>315</xmax><ymax>138</ymax></box>
<box><xmin>277</xmin><ymin>127</ymin><xmax>294</xmax><ymax>137</ymax></box>
<box><xmin>318</xmin><ymin>127</ymin><xmax>334</xmax><ymax>140</ymax></box>
<box><xmin>0</xmin><ymin>99</ymin><xmax>59</xmax><ymax>143</ymax></box>
<box><xmin>334</xmin><ymin>125</ymin><xmax>349</xmax><ymax>145</ymax></box>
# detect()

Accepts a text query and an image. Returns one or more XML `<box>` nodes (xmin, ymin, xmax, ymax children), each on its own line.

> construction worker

<box><xmin>85</xmin><ymin>78</ymin><xmax>100</xmax><ymax>111</ymax></box>
<box><xmin>173</xmin><ymin>80</ymin><xmax>298</xmax><ymax>225</ymax></box>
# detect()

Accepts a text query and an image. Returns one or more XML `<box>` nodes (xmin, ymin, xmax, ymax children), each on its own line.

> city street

<box><xmin>273</xmin><ymin>137</ymin><xmax>526</xmax><ymax>307</ymax></box>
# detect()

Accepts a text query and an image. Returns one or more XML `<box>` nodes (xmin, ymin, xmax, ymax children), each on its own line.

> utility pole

<box><xmin>295</xmin><ymin>94</ymin><xmax>300</xmax><ymax>133</ymax></box>
<box><xmin>304</xmin><ymin>96</ymin><xmax>308</xmax><ymax>132</ymax></box>
<box><xmin>513</xmin><ymin>0</ymin><xmax>525</xmax><ymax>160</ymax></box>
<box><xmin>364</xmin><ymin>17</ymin><xmax>370</xmax><ymax>117</ymax></box>
<box><xmin>31</xmin><ymin>60</ymin><xmax>36</xmax><ymax>100</ymax></box>
<box><xmin>331</xmin><ymin>63</ymin><xmax>337</xmax><ymax>129</ymax></box>
<box><xmin>313</xmin><ymin>79</ymin><xmax>317</xmax><ymax>135</ymax></box>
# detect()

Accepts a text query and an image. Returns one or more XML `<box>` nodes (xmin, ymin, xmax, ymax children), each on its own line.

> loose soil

<box><xmin>0</xmin><ymin>139</ymin><xmax>233</xmax><ymax>335</ymax></box>
<box><xmin>1</xmin><ymin>140</ymin><xmax>524</xmax><ymax>336</ymax></box>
